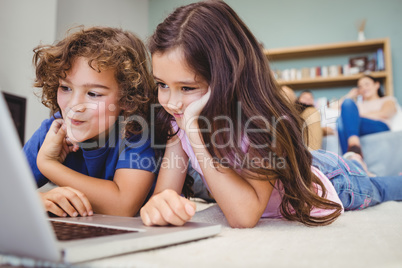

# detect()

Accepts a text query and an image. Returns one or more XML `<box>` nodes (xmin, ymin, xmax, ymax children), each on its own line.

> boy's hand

<box><xmin>38</xmin><ymin>119</ymin><xmax>79</xmax><ymax>164</ymax></box>
<box><xmin>39</xmin><ymin>187</ymin><xmax>93</xmax><ymax>217</ymax></box>
<box><xmin>140</xmin><ymin>189</ymin><xmax>196</xmax><ymax>226</ymax></box>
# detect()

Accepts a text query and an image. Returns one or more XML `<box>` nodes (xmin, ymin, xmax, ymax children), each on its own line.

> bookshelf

<box><xmin>265</xmin><ymin>38</ymin><xmax>393</xmax><ymax>96</ymax></box>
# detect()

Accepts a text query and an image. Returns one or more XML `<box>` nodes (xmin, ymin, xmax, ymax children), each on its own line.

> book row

<box><xmin>273</xmin><ymin>48</ymin><xmax>385</xmax><ymax>81</ymax></box>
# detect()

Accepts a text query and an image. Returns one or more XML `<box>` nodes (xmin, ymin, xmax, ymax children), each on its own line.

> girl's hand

<box><xmin>38</xmin><ymin>119</ymin><xmax>79</xmax><ymax>164</ymax></box>
<box><xmin>140</xmin><ymin>189</ymin><xmax>196</xmax><ymax>226</ymax></box>
<box><xmin>183</xmin><ymin>87</ymin><xmax>211</xmax><ymax>130</ymax></box>
<box><xmin>39</xmin><ymin>187</ymin><xmax>93</xmax><ymax>217</ymax></box>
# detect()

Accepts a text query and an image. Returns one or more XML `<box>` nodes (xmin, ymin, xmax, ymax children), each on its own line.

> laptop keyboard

<box><xmin>51</xmin><ymin>221</ymin><xmax>138</xmax><ymax>241</ymax></box>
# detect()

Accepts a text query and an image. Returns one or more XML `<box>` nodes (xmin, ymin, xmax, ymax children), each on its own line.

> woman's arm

<box><xmin>330</xmin><ymin>88</ymin><xmax>358</xmax><ymax>110</ymax></box>
<box><xmin>360</xmin><ymin>99</ymin><xmax>397</xmax><ymax>121</ymax></box>
<box><xmin>140</xmin><ymin>134</ymin><xmax>196</xmax><ymax>226</ymax></box>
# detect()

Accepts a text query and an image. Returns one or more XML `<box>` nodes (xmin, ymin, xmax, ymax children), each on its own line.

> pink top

<box><xmin>172</xmin><ymin>121</ymin><xmax>344</xmax><ymax>218</ymax></box>
<box><xmin>358</xmin><ymin>96</ymin><xmax>396</xmax><ymax>127</ymax></box>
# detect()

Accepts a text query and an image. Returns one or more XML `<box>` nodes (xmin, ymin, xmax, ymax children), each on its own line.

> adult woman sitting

<box><xmin>337</xmin><ymin>75</ymin><xmax>397</xmax><ymax>157</ymax></box>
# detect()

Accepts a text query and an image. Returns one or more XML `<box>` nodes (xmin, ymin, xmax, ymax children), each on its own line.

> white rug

<box><xmin>83</xmin><ymin>200</ymin><xmax>402</xmax><ymax>268</ymax></box>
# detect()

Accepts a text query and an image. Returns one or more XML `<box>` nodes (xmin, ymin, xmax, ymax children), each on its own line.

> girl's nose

<box><xmin>167</xmin><ymin>93</ymin><xmax>183</xmax><ymax>111</ymax></box>
<box><xmin>167</xmin><ymin>101</ymin><xmax>183</xmax><ymax>111</ymax></box>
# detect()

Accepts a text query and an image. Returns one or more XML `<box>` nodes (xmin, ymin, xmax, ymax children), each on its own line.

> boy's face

<box><xmin>57</xmin><ymin>57</ymin><xmax>121</xmax><ymax>144</ymax></box>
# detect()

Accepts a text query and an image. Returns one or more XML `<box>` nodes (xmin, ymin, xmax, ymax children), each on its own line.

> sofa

<box><xmin>322</xmin><ymin>130</ymin><xmax>402</xmax><ymax>177</ymax></box>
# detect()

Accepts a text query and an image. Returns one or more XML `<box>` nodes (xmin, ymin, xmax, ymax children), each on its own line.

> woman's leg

<box><xmin>338</xmin><ymin>99</ymin><xmax>390</xmax><ymax>155</ymax></box>
<box><xmin>359</xmin><ymin>117</ymin><xmax>390</xmax><ymax>135</ymax></box>
<box><xmin>338</xmin><ymin>99</ymin><xmax>360</xmax><ymax>154</ymax></box>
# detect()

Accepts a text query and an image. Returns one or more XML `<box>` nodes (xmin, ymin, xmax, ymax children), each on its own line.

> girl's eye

<box><xmin>182</xmin><ymin>87</ymin><xmax>196</xmax><ymax>92</ymax></box>
<box><xmin>156</xmin><ymin>82</ymin><xmax>169</xmax><ymax>89</ymax></box>
<box><xmin>88</xmin><ymin>92</ymin><xmax>102</xmax><ymax>97</ymax></box>
<box><xmin>59</xmin><ymin>86</ymin><xmax>71</xmax><ymax>92</ymax></box>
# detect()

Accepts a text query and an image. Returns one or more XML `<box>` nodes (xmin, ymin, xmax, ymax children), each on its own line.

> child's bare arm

<box><xmin>140</xmin><ymin>135</ymin><xmax>196</xmax><ymax>226</ymax></box>
<box><xmin>186</xmin><ymin>128</ymin><xmax>274</xmax><ymax>228</ymax></box>
<box><xmin>182</xmin><ymin>88</ymin><xmax>274</xmax><ymax>228</ymax></box>
<box><xmin>37</xmin><ymin>120</ymin><xmax>155</xmax><ymax>217</ymax></box>
<box><xmin>38</xmin><ymin>159</ymin><xmax>155</xmax><ymax>216</ymax></box>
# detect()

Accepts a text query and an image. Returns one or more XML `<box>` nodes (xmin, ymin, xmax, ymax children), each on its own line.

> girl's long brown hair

<box><xmin>149</xmin><ymin>0</ymin><xmax>342</xmax><ymax>226</ymax></box>
<box><xmin>33</xmin><ymin>26</ymin><xmax>156</xmax><ymax>136</ymax></box>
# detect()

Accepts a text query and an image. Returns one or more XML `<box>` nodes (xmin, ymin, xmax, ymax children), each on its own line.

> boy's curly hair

<box><xmin>33</xmin><ymin>26</ymin><xmax>156</xmax><ymax>136</ymax></box>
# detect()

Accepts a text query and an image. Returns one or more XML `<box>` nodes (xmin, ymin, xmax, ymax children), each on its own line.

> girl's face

<box><xmin>152</xmin><ymin>48</ymin><xmax>209</xmax><ymax>128</ymax></box>
<box><xmin>57</xmin><ymin>57</ymin><xmax>121</xmax><ymax>143</ymax></box>
<box><xmin>357</xmin><ymin>77</ymin><xmax>380</xmax><ymax>101</ymax></box>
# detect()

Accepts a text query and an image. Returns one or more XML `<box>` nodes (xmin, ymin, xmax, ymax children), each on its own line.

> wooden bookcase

<box><xmin>264</xmin><ymin>38</ymin><xmax>393</xmax><ymax>96</ymax></box>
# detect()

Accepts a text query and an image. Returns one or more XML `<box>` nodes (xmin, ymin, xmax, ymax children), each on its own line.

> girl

<box><xmin>24</xmin><ymin>27</ymin><xmax>157</xmax><ymax>218</ymax></box>
<box><xmin>337</xmin><ymin>75</ymin><xmax>398</xmax><ymax>156</ymax></box>
<box><xmin>140</xmin><ymin>0</ymin><xmax>402</xmax><ymax>228</ymax></box>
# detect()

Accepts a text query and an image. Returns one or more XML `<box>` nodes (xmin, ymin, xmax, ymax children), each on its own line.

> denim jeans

<box><xmin>312</xmin><ymin>150</ymin><xmax>402</xmax><ymax>210</ymax></box>
<box><xmin>337</xmin><ymin>98</ymin><xmax>390</xmax><ymax>154</ymax></box>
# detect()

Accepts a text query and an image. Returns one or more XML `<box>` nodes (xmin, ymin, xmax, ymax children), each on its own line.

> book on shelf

<box><xmin>376</xmin><ymin>48</ymin><xmax>385</xmax><ymax>71</ymax></box>
<box><xmin>274</xmin><ymin>48</ymin><xmax>386</xmax><ymax>82</ymax></box>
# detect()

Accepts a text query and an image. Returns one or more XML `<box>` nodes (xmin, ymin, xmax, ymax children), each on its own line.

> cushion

<box><xmin>322</xmin><ymin>131</ymin><xmax>402</xmax><ymax>177</ymax></box>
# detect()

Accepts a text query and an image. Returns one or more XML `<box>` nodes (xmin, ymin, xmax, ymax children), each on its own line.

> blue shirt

<box><xmin>23</xmin><ymin>113</ymin><xmax>157</xmax><ymax>188</ymax></box>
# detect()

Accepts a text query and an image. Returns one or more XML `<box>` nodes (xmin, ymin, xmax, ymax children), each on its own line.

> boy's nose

<box><xmin>68</xmin><ymin>94</ymin><xmax>87</xmax><ymax>112</ymax></box>
<box><xmin>71</xmin><ymin>103</ymin><xmax>86</xmax><ymax>112</ymax></box>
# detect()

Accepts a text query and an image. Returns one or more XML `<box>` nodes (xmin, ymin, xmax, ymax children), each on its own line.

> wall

<box><xmin>2</xmin><ymin>0</ymin><xmax>400</xmax><ymax>143</ymax></box>
<box><xmin>0</xmin><ymin>0</ymin><xmax>57</xmax><ymax>143</ymax></box>
<box><xmin>56</xmin><ymin>0</ymin><xmax>148</xmax><ymax>41</ymax></box>
<box><xmin>0</xmin><ymin>0</ymin><xmax>149</xmax><ymax>143</ymax></box>
<box><xmin>149</xmin><ymin>0</ymin><xmax>402</xmax><ymax>104</ymax></box>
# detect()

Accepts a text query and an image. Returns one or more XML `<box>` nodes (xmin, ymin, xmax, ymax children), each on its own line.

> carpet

<box><xmin>83</xmin><ymin>200</ymin><xmax>402</xmax><ymax>268</ymax></box>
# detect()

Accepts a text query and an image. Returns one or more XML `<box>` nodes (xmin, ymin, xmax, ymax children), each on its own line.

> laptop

<box><xmin>0</xmin><ymin>93</ymin><xmax>221</xmax><ymax>264</ymax></box>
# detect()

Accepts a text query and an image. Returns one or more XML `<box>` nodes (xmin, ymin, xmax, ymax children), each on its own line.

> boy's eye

<box><xmin>59</xmin><ymin>86</ymin><xmax>71</xmax><ymax>92</ymax></box>
<box><xmin>87</xmin><ymin>92</ymin><xmax>102</xmax><ymax>97</ymax></box>
<box><xmin>156</xmin><ymin>82</ymin><xmax>169</xmax><ymax>89</ymax></box>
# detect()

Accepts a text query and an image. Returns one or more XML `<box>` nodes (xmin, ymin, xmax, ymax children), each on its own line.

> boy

<box><xmin>24</xmin><ymin>27</ymin><xmax>156</xmax><ymax>217</ymax></box>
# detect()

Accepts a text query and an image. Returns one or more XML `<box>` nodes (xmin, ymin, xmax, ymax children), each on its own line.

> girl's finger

<box><xmin>140</xmin><ymin>208</ymin><xmax>152</xmax><ymax>226</ymax></box>
<box><xmin>148</xmin><ymin>204</ymin><xmax>170</xmax><ymax>226</ymax></box>
<box><xmin>141</xmin><ymin>192</ymin><xmax>185</xmax><ymax>226</ymax></box>
<box><xmin>158</xmin><ymin>197</ymin><xmax>188</xmax><ymax>226</ymax></box>
<box><xmin>164</xmin><ymin>195</ymin><xmax>194</xmax><ymax>224</ymax></box>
